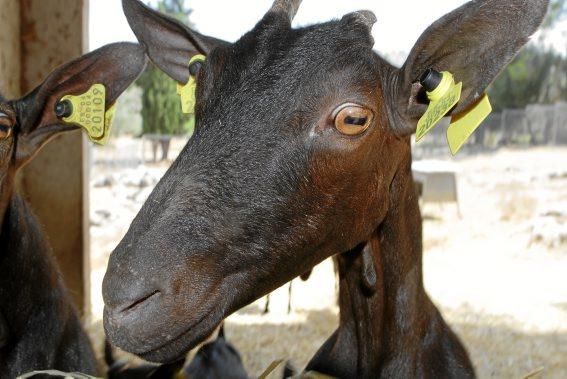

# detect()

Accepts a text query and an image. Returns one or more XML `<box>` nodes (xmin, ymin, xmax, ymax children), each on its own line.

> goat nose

<box><xmin>102</xmin><ymin>261</ymin><xmax>160</xmax><ymax>313</ymax></box>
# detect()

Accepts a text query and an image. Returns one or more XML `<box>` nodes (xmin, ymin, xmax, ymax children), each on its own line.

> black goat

<box><xmin>0</xmin><ymin>195</ymin><xmax>98</xmax><ymax>378</ymax></box>
<box><xmin>184</xmin><ymin>325</ymin><xmax>248</xmax><ymax>379</ymax></box>
<box><xmin>105</xmin><ymin>0</ymin><xmax>549</xmax><ymax>376</ymax></box>
<box><xmin>0</xmin><ymin>43</ymin><xmax>146</xmax><ymax>377</ymax></box>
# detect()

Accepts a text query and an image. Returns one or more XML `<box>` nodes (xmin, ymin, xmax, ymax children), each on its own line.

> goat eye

<box><xmin>0</xmin><ymin>112</ymin><xmax>13</xmax><ymax>140</ymax></box>
<box><xmin>333</xmin><ymin>104</ymin><xmax>373</xmax><ymax>136</ymax></box>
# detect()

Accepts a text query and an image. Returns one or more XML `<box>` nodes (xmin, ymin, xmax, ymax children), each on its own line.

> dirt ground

<box><xmin>88</xmin><ymin>139</ymin><xmax>567</xmax><ymax>378</ymax></box>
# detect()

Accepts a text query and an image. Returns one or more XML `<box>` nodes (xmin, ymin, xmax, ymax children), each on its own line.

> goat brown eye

<box><xmin>334</xmin><ymin>105</ymin><xmax>373</xmax><ymax>136</ymax></box>
<box><xmin>0</xmin><ymin>112</ymin><xmax>13</xmax><ymax>140</ymax></box>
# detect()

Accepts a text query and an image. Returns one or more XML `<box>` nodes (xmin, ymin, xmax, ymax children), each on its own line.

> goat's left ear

<box><xmin>15</xmin><ymin>42</ymin><xmax>147</xmax><ymax>167</ymax></box>
<box><xmin>122</xmin><ymin>0</ymin><xmax>229</xmax><ymax>85</ymax></box>
<box><xmin>390</xmin><ymin>0</ymin><xmax>549</xmax><ymax>135</ymax></box>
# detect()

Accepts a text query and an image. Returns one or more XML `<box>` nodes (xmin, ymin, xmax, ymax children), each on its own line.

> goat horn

<box><xmin>352</xmin><ymin>10</ymin><xmax>377</xmax><ymax>29</ymax></box>
<box><xmin>268</xmin><ymin>0</ymin><xmax>302</xmax><ymax>22</ymax></box>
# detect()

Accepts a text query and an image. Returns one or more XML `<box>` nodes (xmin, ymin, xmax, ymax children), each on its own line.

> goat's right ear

<box><xmin>390</xmin><ymin>0</ymin><xmax>549</xmax><ymax>136</ymax></box>
<box><xmin>122</xmin><ymin>0</ymin><xmax>229</xmax><ymax>84</ymax></box>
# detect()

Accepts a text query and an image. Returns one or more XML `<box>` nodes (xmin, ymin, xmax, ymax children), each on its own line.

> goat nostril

<box><xmin>120</xmin><ymin>290</ymin><xmax>161</xmax><ymax>314</ymax></box>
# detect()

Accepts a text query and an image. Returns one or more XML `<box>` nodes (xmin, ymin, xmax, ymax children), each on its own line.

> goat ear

<box><xmin>122</xmin><ymin>0</ymin><xmax>229</xmax><ymax>84</ymax></box>
<box><xmin>391</xmin><ymin>0</ymin><xmax>549</xmax><ymax>135</ymax></box>
<box><xmin>15</xmin><ymin>43</ymin><xmax>147</xmax><ymax>168</ymax></box>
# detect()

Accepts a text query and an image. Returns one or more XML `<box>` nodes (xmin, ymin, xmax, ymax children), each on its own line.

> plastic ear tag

<box><xmin>57</xmin><ymin>83</ymin><xmax>113</xmax><ymax>145</ymax></box>
<box><xmin>447</xmin><ymin>94</ymin><xmax>492</xmax><ymax>155</ymax></box>
<box><xmin>415</xmin><ymin>71</ymin><xmax>462</xmax><ymax>142</ymax></box>
<box><xmin>94</xmin><ymin>104</ymin><xmax>117</xmax><ymax>146</ymax></box>
<box><xmin>177</xmin><ymin>54</ymin><xmax>206</xmax><ymax>114</ymax></box>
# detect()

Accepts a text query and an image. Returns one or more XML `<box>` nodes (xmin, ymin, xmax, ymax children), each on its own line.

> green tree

<box><xmin>488</xmin><ymin>0</ymin><xmax>567</xmax><ymax>111</ymax></box>
<box><xmin>156</xmin><ymin>0</ymin><xmax>191</xmax><ymax>23</ymax></box>
<box><xmin>113</xmin><ymin>85</ymin><xmax>143</xmax><ymax>136</ymax></box>
<box><xmin>488</xmin><ymin>46</ymin><xmax>566</xmax><ymax>111</ymax></box>
<box><xmin>138</xmin><ymin>0</ymin><xmax>194</xmax><ymax>137</ymax></box>
<box><xmin>542</xmin><ymin>0</ymin><xmax>566</xmax><ymax>29</ymax></box>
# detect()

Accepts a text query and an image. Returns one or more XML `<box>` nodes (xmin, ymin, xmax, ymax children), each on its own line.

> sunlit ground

<box><xmin>88</xmin><ymin>140</ymin><xmax>567</xmax><ymax>378</ymax></box>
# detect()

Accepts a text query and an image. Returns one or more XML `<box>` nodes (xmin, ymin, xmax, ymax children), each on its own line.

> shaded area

<box><xmin>228</xmin><ymin>305</ymin><xmax>567</xmax><ymax>378</ymax></box>
<box><xmin>449</xmin><ymin>308</ymin><xmax>567</xmax><ymax>379</ymax></box>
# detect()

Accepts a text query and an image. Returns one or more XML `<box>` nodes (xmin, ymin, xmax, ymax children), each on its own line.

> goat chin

<box><xmin>103</xmin><ymin>290</ymin><xmax>226</xmax><ymax>364</ymax></box>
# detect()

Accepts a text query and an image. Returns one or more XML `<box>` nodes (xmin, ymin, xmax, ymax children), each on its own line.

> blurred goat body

<box><xmin>0</xmin><ymin>196</ymin><xmax>98</xmax><ymax>378</ymax></box>
<box><xmin>184</xmin><ymin>326</ymin><xmax>248</xmax><ymax>379</ymax></box>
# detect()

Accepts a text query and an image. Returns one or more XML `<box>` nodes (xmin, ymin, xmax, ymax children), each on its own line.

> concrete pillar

<box><xmin>19</xmin><ymin>0</ymin><xmax>90</xmax><ymax>315</ymax></box>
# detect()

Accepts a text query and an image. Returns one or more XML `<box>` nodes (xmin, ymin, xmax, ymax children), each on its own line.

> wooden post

<box><xmin>0</xmin><ymin>0</ymin><xmax>21</xmax><ymax>99</ymax></box>
<box><xmin>18</xmin><ymin>0</ymin><xmax>91</xmax><ymax>315</ymax></box>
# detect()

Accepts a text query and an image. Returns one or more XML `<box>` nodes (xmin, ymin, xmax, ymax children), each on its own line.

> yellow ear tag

<box><xmin>94</xmin><ymin>103</ymin><xmax>117</xmax><ymax>146</ymax></box>
<box><xmin>415</xmin><ymin>71</ymin><xmax>462</xmax><ymax>142</ymax></box>
<box><xmin>447</xmin><ymin>94</ymin><xmax>492</xmax><ymax>155</ymax></box>
<box><xmin>57</xmin><ymin>83</ymin><xmax>114</xmax><ymax>145</ymax></box>
<box><xmin>177</xmin><ymin>54</ymin><xmax>206</xmax><ymax>114</ymax></box>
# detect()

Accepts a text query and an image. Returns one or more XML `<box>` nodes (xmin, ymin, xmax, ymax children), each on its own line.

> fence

<box><xmin>414</xmin><ymin>102</ymin><xmax>567</xmax><ymax>156</ymax></box>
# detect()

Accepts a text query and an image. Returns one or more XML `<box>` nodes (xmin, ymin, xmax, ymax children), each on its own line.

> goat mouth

<box><xmin>120</xmin><ymin>290</ymin><xmax>161</xmax><ymax>314</ymax></box>
<box><xmin>104</xmin><ymin>289</ymin><xmax>223</xmax><ymax>363</ymax></box>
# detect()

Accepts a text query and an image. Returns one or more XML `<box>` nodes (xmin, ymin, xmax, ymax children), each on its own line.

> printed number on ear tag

<box><xmin>177</xmin><ymin>54</ymin><xmax>206</xmax><ymax>114</ymax></box>
<box><xmin>447</xmin><ymin>94</ymin><xmax>492</xmax><ymax>155</ymax></box>
<box><xmin>416</xmin><ymin>71</ymin><xmax>462</xmax><ymax>142</ymax></box>
<box><xmin>95</xmin><ymin>104</ymin><xmax>117</xmax><ymax>146</ymax></box>
<box><xmin>59</xmin><ymin>83</ymin><xmax>113</xmax><ymax>145</ymax></box>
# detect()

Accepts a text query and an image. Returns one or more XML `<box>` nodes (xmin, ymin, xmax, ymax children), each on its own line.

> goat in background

<box><xmin>0</xmin><ymin>43</ymin><xmax>146</xmax><ymax>377</ymax></box>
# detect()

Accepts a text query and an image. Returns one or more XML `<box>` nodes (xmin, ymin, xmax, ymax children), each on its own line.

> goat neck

<box><xmin>307</xmin><ymin>156</ymin><xmax>475</xmax><ymax>379</ymax></box>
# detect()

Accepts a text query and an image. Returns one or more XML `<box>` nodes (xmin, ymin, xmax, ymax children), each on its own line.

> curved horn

<box><xmin>268</xmin><ymin>0</ymin><xmax>302</xmax><ymax>22</ymax></box>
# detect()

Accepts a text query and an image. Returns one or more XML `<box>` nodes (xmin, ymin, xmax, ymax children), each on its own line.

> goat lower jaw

<box><xmin>104</xmin><ymin>301</ymin><xmax>221</xmax><ymax>363</ymax></box>
<box><xmin>138</xmin><ymin>315</ymin><xmax>217</xmax><ymax>363</ymax></box>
